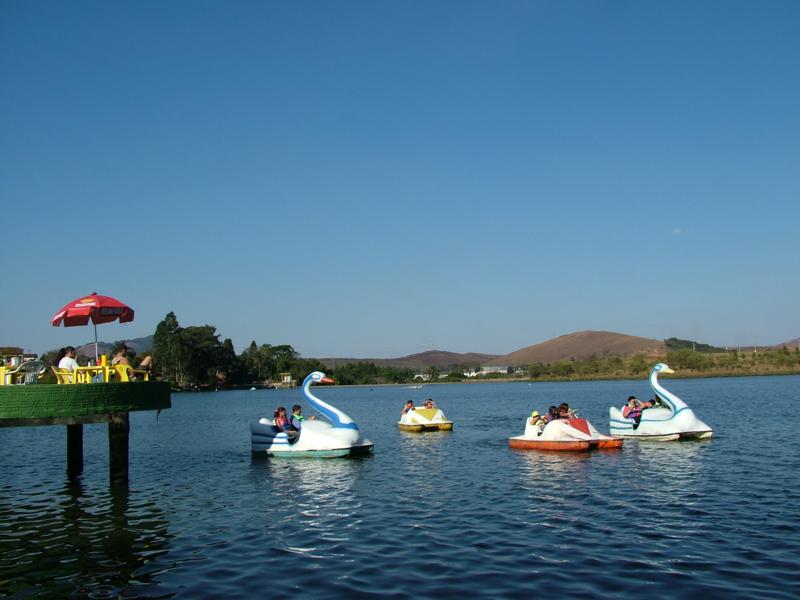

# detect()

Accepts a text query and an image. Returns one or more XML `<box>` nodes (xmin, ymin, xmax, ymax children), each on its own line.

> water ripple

<box><xmin>2</xmin><ymin>376</ymin><xmax>799</xmax><ymax>598</ymax></box>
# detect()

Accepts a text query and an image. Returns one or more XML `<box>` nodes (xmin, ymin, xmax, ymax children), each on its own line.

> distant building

<box><xmin>464</xmin><ymin>365</ymin><xmax>523</xmax><ymax>377</ymax></box>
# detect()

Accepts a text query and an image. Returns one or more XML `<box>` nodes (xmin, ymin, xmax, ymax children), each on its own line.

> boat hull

<box><xmin>262</xmin><ymin>441</ymin><xmax>374</xmax><ymax>458</ymax></box>
<box><xmin>398</xmin><ymin>422</ymin><xmax>453</xmax><ymax>432</ymax></box>
<box><xmin>508</xmin><ymin>436</ymin><xmax>623</xmax><ymax>452</ymax></box>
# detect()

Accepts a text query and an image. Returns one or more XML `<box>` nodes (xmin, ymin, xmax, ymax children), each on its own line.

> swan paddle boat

<box><xmin>250</xmin><ymin>371</ymin><xmax>374</xmax><ymax>458</ymax></box>
<box><xmin>397</xmin><ymin>405</ymin><xmax>453</xmax><ymax>432</ymax></box>
<box><xmin>609</xmin><ymin>363</ymin><xmax>713</xmax><ymax>441</ymax></box>
<box><xmin>509</xmin><ymin>413</ymin><xmax>623</xmax><ymax>451</ymax></box>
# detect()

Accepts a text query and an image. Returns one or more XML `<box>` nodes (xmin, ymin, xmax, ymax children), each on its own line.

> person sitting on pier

<box><xmin>401</xmin><ymin>400</ymin><xmax>415</xmax><ymax>415</ymax></box>
<box><xmin>138</xmin><ymin>354</ymin><xmax>153</xmax><ymax>374</ymax></box>
<box><xmin>57</xmin><ymin>346</ymin><xmax>79</xmax><ymax>382</ymax></box>
<box><xmin>111</xmin><ymin>344</ymin><xmax>131</xmax><ymax>366</ymax></box>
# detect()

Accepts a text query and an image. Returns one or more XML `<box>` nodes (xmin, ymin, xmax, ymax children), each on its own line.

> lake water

<box><xmin>2</xmin><ymin>376</ymin><xmax>799</xmax><ymax>599</ymax></box>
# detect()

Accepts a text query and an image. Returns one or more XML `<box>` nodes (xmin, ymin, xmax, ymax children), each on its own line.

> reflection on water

<box><xmin>247</xmin><ymin>457</ymin><xmax>369</xmax><ymax>559</ymax></box>
<box><xmin>0</xmin><ymin>480</ymin><xmax>172</xmax><ymax>598</ymax></box>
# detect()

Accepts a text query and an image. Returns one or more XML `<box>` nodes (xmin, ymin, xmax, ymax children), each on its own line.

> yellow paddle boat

<box><xmin>397</xmin><ymin>406</ymin><xmax>453</xmax><ymax>432</ymax></box>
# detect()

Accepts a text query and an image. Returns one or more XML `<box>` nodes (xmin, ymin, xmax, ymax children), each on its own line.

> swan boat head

<box><xmin>306</xmin><ymin>371</ymin><xmax>335</xmax><ymax>386</ymax></box>
<box><xmin>302</xmin><ymin>371</ymin><xmax>359</xmax><ymax>431</ymax></box>
<box><xmin>651</xmin><ymin>363</ymin><xmax>674</xmax><ymax>376</ymax></box>
<box><xmin>649</xmin><ymin>362</ymin><xmax>684</xmax><ymax>411</ymax></box>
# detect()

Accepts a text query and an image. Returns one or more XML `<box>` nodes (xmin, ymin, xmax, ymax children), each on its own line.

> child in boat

<box><xmin>424</xmin><ymin>399</ymin><xmax>436</xmax><ymax>409</ymax></box>
<box><xmin>290</xmin><ymin>404</ymin><xmax>316</xmax><ymax>429</ymax></box>
<box><xmin>274</xmin><ymin>407</ymin><xmax>298</xmax><ymax>434</ymax></box>
<box><xmin>544</xmin><ymin>406</ymin><xmax>559</xmax><ymax>423</ymax></box>
<box><xmin>401</xmin><ymin>400</ymin><xmax>415</xmax><ymax>415</ymax></box>
<box><xmin>529</xmin><ymin>410</ymin><xmax>546</xmax><ymax>435</ymax></box>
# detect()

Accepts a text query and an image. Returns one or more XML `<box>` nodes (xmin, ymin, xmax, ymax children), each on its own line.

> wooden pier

<box><xmin>0</xmin><ymin>382</ymin><xmax>171</xmax><ymax>485</ymax></box>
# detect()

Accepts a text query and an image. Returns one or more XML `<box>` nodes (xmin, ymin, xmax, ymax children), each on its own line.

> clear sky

<box><xmin>2</xmin><ymin>1</ymin><xmax>798</xmax><ymax>358</ymax></box>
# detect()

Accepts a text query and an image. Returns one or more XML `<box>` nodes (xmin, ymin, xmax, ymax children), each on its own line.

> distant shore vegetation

<box><xmin>34</xmin><ymin>312</ymin><xmax>800</xmax><ymax>388</ymax></box>
<box><xmin>521</xmin><ymin>347</ymin><xmax>800</xmax><ymax>381</ymax></box>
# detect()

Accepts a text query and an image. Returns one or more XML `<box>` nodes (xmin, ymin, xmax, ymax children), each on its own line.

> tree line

<box><xmin>151</xmin><ymin>312</ymin><xmax>422</xmax><ymax>387</ymax></box>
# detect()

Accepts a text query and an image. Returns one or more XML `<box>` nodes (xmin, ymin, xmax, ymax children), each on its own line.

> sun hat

<box><xmin>530</xmin><ymin>410</ymin><xmax>541</xmax><ymax>418</ymax></box>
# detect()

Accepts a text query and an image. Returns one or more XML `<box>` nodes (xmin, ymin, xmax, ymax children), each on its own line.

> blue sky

<box><xmin>2</xmin><ymin>1</ymin><xmax>798</xmax><ymax>357</ymax></box>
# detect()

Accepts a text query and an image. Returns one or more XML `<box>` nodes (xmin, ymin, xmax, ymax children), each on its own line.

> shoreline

<box><xmin>170</xmin><ymin>368</ymin><xmax>800</xmax><ymax>392</ymax></box>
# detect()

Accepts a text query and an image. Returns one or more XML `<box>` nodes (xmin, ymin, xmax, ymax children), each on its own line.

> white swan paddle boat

<box><xmin>397</xmin><ymin>406</ymin><xmax>453</xmax><ymax>432</ymax></box>
<box><xmin>609</xmin><ymin>363</ymin><xmax>713</xmax><ymax>441</ymax></box>
<box><xmin>250</xmin><ymin>371</ymin><xmax>374</xmax><ymax>458</ymax></box>
<box><xmin>509</xmin><ymin>413</ymin><xmax>623</xmax><ymax>451</ymax></box>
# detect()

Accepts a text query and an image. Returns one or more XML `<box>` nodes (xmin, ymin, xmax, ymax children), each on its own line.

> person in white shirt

<box><xmin>57</xmin><ymin>346</ymin><xmax>79</xmax><ymax>382</ymax></box>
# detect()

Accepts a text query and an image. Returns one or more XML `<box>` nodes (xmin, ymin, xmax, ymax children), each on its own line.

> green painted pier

<box><xmin>0</xmin><ymin>383</ymin><xmax>171</xmax><ymax>485</ymax></box>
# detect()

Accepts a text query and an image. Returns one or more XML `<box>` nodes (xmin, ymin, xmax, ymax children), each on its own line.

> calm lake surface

<box><xmin>2</xmin><ymin>376</ymin><xmax>799</xmax><ymax>599</ymax></box>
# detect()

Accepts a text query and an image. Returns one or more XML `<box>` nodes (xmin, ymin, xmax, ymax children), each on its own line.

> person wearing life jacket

<box><xmin>529</xmin><ymin>410</ymin><xmax>546</xmax><ymax>435</ymax></box>
<box><xmin>622</xmin><ymin>396</ymin><xmax>645</xmax><ymax>428</ymax></box>
<box><xmin>290</xmin><ymin>404</ymin><xmax>316</xmax><ymax>430</ymax></box>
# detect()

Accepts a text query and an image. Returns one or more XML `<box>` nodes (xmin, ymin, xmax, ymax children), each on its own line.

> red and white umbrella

<box><xmin>52</xmin><ymin>292</ymin><xmax>135</xmax><ymax>360</ymax></box>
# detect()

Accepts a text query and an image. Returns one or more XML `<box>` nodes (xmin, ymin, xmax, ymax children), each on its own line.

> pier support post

<box><xmin>67</xmin><ymin>424</ymin><xmax>83</xmax><ymax>479</ymax></box>
<box><xmin>108</xmin><ymin>412</ymin><xmax>130</xmax><ymax>486</ymax></box>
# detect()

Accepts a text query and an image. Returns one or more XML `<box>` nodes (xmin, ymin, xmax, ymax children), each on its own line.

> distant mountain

<box><xmin>776</xmin><ymin>337</ymin><xmax>800</xmax><ymax>349</ymax></box>
<box><xmin>319</xmin><ymin>350</ymin><xmax>498</xmax><ymax>371</ymax></box>
<box><xmin>74</xmin><ymin>335</ymin><xmax>153</xmax><ymax>357</ymax></box>
<box><xmin>488</xmin><ymin>331</ymin><xmax>666</xmax><ymax>365</ymax></box>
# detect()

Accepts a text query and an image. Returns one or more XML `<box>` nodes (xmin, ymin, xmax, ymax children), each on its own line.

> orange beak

<box><xmin>320</xmin><ymin>377</ymin><xmax>335</xmax><ymax>384</ymax></box>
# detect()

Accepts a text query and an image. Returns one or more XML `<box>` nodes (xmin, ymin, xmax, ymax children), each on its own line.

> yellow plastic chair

<box><xmin>51</xmin><ymin>366</ymin><xmax>75</xmax><ymax>384</ymax></box>
<box><xmin>112</xmin><ymin>364</ymin><xmax>150</xmax><ymax>382</ymax></box>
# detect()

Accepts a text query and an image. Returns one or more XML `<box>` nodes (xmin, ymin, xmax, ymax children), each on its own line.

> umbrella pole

<box><xmin>94</xmin><ymin>322</ymin><xmax>99</xmax><ymax>362</ymax></box>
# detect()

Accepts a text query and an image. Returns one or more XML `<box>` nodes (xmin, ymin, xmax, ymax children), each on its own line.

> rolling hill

<box><xmin>319</xmin><ymin>350</ymin><xmax>498</xmax><ymax>371</ymax></box>
<box><xmin>75</xmin><ymin>335</ymin><xmax>154</xmax><ymax>357</ymax></box>
<box><xmin>487</xmin><ymin>331</ymin><xmax>666</xmax><ymax>366</ymax></box>
<box><xmin>776</xmin><ymin>337</ymin><xmax>800</xmax><ymax>349</ymax></box>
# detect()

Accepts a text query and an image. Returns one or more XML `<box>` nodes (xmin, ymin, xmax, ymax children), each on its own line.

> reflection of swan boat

<box><xmin>250</xmin><ymin>371</ymin><xmax>374</xmax><ymax>457</ymax></box>
<box><xmin>609</xmin><ymin>363</ymin><xmax>713</xmax><ymax>441</ymax></box>
<box><xmin>397</xmin><ymin>407</ymin><xmax>453</xmax><ymax>432</ymax></box>
<box><xmin>509</xmin><ymin>417</ymin><xmax>623</xmax><ymax>451</ymax></box>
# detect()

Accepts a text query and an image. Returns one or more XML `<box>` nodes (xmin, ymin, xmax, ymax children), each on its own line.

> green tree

<box><xmin>176</xmin><ymin>325</ymin><xmax>223</xmax><ymax>385</ymax></box>
<box><xmin>528</xmin><ymin>363</ymin><xmax>546</xmax><ymax>379</ymax></box>
<box><xmin>628</xmin><ymin>354</ymin><xmax>648</xmax><ymax>375</ymax></box>
<box><xmin>153</xmin><ymin>311</ymin><xmax>181</xmax><ymax>382</ymax></box>
<box><xmin>214</xmin><ymin>338</ymin><xmax>237</xmax><ymax>382</ymax></box>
